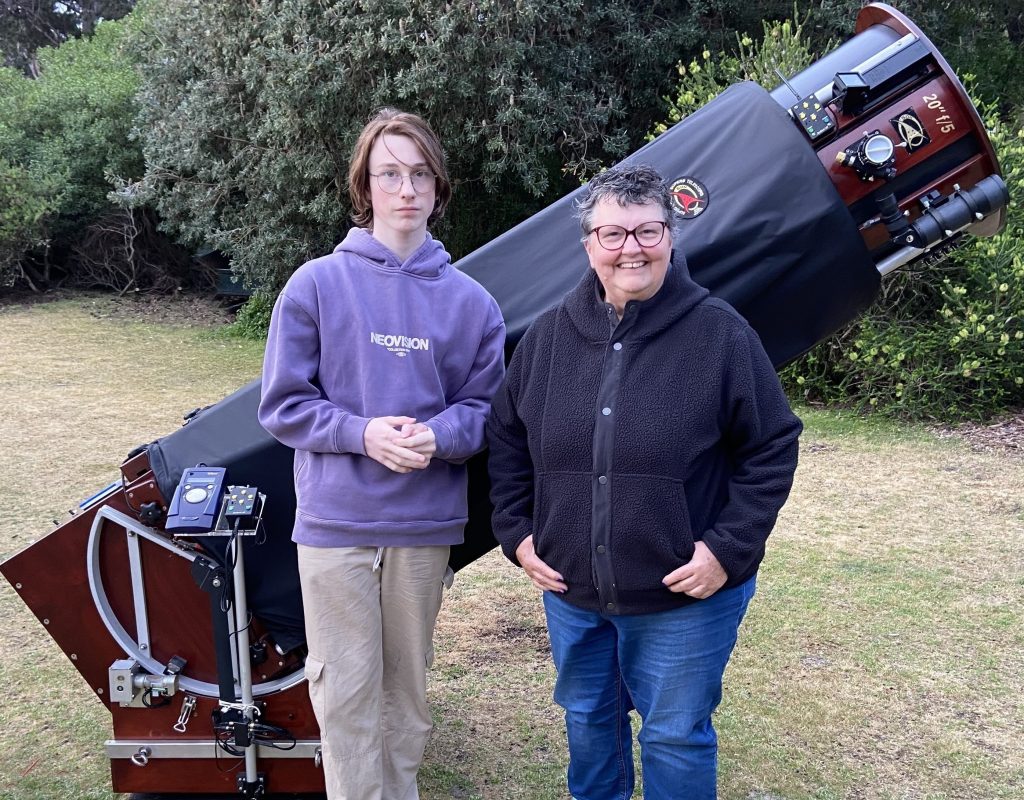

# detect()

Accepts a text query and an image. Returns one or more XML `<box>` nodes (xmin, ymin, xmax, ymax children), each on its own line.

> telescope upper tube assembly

<box><xmin>770</xmin><ymin>3</ymin><xmax>1009</xmax><ymax>275</ymax></box>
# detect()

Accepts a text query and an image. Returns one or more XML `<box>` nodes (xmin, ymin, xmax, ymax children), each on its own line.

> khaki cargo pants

<box><xmin>297</xmin><ymin>544</ymin><xmax>451</xmax><ymax>800</ymax></box>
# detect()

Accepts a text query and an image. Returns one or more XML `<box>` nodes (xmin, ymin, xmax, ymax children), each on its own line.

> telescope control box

<box><xmin>791</xmin><ymin>95</ymin><xmax>836</xmax><ymax>141</ymax></box>
<box><xmin>166</xmin><ymin>466</ymin><xmax>227</xmax><ymax>533</ymax></box>
<box><xmin>224</xmin><ymin>485</ymin><xmax>258</xmax><ymax>519</ymax></box>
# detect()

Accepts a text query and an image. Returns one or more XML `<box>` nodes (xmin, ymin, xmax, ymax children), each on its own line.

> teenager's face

<box><xmin>367</xmin><ymin>133</ymin><xmax>435</xmax><ymax>243</ymax></box>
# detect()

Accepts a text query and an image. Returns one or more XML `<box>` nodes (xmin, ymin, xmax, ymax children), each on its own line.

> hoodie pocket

<box><xmin>294</xmin><ymin>449</ymin><xmax>310</xmax><ymax>481</ymax></box>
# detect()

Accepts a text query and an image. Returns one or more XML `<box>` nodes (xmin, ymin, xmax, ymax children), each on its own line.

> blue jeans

<box><xmin>543</xmin><ymin>577</ymin><xmax>756</xmax><ymax>800</ymax></box>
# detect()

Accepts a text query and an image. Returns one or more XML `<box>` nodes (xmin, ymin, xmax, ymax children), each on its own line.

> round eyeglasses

<box><xmin>369</xmin><ymin>169</ymin><xmax>436</xmax><ymax>195</ymax></box>
<box><xmin>590</xmin><ymin>221</ymin><xmax>668</xmax><ymax>251</ymax></box>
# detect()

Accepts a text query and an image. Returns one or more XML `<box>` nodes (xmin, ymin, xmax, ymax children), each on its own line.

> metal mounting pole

<box><xmin>229</xmin><ymin>535</ymin><xmax>259</xmax><ymax>788</ymax></box>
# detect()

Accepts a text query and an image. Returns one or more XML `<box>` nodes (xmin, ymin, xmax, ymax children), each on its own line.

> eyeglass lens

<box><xmin>372</xmin><ymin>170</ymin><xmax>435</xmax><ymax>194</ymax></box>
<box><xmin>594</xmin><ymin>222</ymin><xmax>666</xmax><ymax>250</ymax></box>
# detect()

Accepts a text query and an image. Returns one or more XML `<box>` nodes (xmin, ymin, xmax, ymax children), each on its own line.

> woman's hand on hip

<box><xmin>363</xmin><ymin>416</ymin><xmax>429</xmax><ymax>473</ymax></box>
<box><xmin>662</xmin><ymin>541</ymin><xmax>728</xmax><ymax>599</ymax></box>
<box><xmin>516</xmin><ymin>535</ymin><xmax>567</xmax><ymax>594</ymax></box>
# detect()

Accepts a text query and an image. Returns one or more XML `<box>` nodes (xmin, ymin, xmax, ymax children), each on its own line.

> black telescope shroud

<box><xmin>144</xmin><ymin>82</ymin><xmax>879</xmax><ymax>648</ymax></box>
<box><xmin>466</xmin><ymin>81</ymin><xmax>878</xmax><ymax>364</ymax></box>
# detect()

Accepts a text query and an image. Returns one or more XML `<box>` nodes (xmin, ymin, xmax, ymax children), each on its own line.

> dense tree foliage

<box><xmin>0</xmin><ymin>0</ymin><xmax>136</xmax><ymax>76</ymax></box>
<box><xmin>129</xmin><ymin>0</ymin><xmax>789</xmax><ymax>289</ymax></box>
<box><xmin>0</xmin><ymin>9</ymin><xmax>189</xmax><ymax>291</ymax></box>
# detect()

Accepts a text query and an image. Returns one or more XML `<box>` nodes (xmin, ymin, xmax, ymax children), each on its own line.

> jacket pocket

<box><xmin>532</xmin><ymin>471</ymin><xmax>593</xmax><ymax>583</ymax></box>
<box><xmin>611</xmin><ymin>474</ymin><xmax>694</xmax><ymax>592</ymax></box>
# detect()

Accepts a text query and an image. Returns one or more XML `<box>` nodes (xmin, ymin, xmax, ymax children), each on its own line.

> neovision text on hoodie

<box><xmin>258</xmin><ymin>228</ymin><xmax>506</xmax><ymax>548</ymax></box>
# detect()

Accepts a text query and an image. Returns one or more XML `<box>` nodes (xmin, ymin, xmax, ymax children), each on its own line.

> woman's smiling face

<box><xmin>584</xmin><ymin>198</ymin><xmax>672</xmax><ymax>316</ymax></box>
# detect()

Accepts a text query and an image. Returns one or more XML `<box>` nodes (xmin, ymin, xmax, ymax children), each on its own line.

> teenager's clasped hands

<box><xmin>363</xmin><ymin>416</ymin><xmax>437</xmax><ymax>473</ymax></box>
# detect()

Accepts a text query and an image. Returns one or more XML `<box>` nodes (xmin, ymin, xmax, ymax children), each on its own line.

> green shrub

<box><xmin>0</xmin><ymin>0</ymin><xmax>136</xmax><ymax>76</ymax></box>
<box><xmin>651</xmin><ymin>15</ymin><xmax>829</xmax><ymax>137</ymax></box>
<box><xmin>0</xmin><ymin>159</ymin><xmax>58</xmax><ymax>287</ymax></box>
<box><xmin>0</xmin><ymin>11</ymin><xmax>144</xmax><ymax>289</ymax></box>
<box><xmin>225</xmin><ymin>293</ymin><xmax>276</xmax><ymax>341</ymax></box>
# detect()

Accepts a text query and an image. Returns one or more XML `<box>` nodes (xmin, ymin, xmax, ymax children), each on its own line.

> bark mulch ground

<box><xmin>937</xmin><ymin>412</ymin><xmax>1024</xmax><ymax>460</ymax></box>
<box><xmin>0</xmin><ymin>288</ymin><xmax>233</xmax><ymax>326</ymax></box>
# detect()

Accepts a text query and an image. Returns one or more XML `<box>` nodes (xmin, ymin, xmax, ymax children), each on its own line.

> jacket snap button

<box><xmin>613</xmin><ymin>342</ymin><xmax>622</xmax><ymax>351</ymax></box>
<box><xmin>597</xmin><ymin>545</ymin><xmax>606</xmax><ymax>554</ymax></box>
<box><xmin>602</xmin><ymin>407</ymin><xmax>611</xmax><ymax>416</ymax></box>
<box><xmin>606</xmin><ymin>603</ymin><xmax>614</xmax><ymax>610</ymax></box>
<box><xmin>598</xmin><ymin>475</ymin><xmax>607</xmax><ymax>485</ymax></box>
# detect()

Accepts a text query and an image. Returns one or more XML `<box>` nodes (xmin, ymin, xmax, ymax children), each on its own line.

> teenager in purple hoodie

<box><xmin>258</xmin><ymin>109</ymin><xmax>505</xmax><ymax>800</ymax></box>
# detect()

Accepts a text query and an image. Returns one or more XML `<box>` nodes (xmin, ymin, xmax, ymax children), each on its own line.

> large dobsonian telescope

<box><xmin>1</xmin><ymin>4</ymin><xmax>1010</xmax><ymax>797</ymax></box>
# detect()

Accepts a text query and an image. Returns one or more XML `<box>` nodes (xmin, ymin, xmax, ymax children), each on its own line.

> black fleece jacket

<box><xmin>486</xmin><ymin>259</ymin><xmax>802</xmax><ymax>615</ymax></box>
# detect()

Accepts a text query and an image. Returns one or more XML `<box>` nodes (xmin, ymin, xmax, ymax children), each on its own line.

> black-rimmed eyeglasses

<box><xmin>369</xmin><ymin>169</ymin><xmax>436</xmax><ymax>194</ymax></box>
<box><xmin>589</xmin><ymin>221</ymin><xmax>668</xmax><ymax>251</ymax></box>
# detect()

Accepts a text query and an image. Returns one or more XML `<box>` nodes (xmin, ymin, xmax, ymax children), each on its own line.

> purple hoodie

<box><xmin>258</xmin><ymin>228</ymin><xmax>505</xmax><ymax>548</ymax></box>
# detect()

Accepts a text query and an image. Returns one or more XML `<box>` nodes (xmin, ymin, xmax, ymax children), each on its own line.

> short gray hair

<box><xmin>575</xmin><ymin>163</ymin><xmax>681</xmax><ymax>243</ymax></box>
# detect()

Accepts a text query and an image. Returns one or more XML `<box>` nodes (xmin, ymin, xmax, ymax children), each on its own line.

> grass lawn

<box><xmin>0</xmin><ymin>295</ymin><xmax>1021</xmax><ymax>799</ymax></box>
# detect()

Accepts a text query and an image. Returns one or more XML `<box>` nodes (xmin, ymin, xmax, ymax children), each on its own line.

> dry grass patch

<box><xmin>717</xmin><ymin>421</ymin><xmax>1024</xmax><ymax>800</ymax></box>
<box><xmin>1</xmin><ymin>297</ymin><xmax>1022</xmax><ymax>800</ymax></box>
<box><xmin>0</xmin><ymin>298</ymin><xmax>262</xmax><ymax>558</ymax></box>
<box><xmin>423</xmin><ymin>560</ymin><xmax>566</xmax><ymax>799</ymax></box>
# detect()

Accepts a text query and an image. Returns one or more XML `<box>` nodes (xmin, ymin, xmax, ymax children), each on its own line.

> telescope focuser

<box><xmin>876</xmin><ymin>175</ymin><xmax>1010</xmax><ymax>261</ymax></box>
<box><xmin>836</xmin><ymin>131</ymin><xmax>897</xmax><ymax>182</ymax></box>
<box><xmin>907</xmin><ymin>177</ymin><xmax>1009</xmax><ymax>249</ymax></box>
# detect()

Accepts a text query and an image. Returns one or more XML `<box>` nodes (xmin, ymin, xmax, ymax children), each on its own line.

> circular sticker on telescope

<box><xmin>671</xmin><ymin>177</ymin><xmax>709</xmax><ymax>219</ymax></box>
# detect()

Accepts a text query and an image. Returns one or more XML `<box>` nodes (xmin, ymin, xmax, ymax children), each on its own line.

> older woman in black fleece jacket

<box><xmin>486</xmin><ymin>164</ymin><xmax>802</xmax><ymax>800</ymax></box>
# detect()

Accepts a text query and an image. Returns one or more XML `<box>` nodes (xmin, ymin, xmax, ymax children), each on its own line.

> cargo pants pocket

<box><xmin>304</xmin><ymin>655</ymin><xmax>326</xmax><ymax>729</ymax></box>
